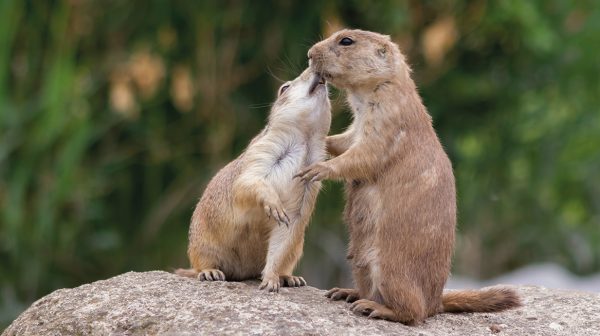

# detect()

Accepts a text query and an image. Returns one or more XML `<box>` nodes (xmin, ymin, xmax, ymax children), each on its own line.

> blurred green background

<box><xmin>1</xmin><ymin>0</ymin><xmax>599</xmax><ymax>328</ymax></box>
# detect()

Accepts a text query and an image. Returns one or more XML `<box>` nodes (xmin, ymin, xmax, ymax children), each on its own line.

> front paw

<box><xmin>259</xmin><ymin>274</ymin><xmax>281</xmax><ymax>292</ymax></box>
<box><xmin>280</xmin><ymin>275</ymin><xmax>307</xmax><ymax>287</ymax></box>
<box><xmin>294</xmin><ymin>162</ymin><xmax>334</xmax><ymax>182</ymax></box>
<box><xmin>263</xmin><ymin>199</ymin><xmax>290</xmax><ymax>227</ymax></box>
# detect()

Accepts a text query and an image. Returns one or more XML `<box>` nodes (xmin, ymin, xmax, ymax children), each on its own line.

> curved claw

<box><xmin>264</xmin><ymin>204</ymin><xmax>290</xmax><ymax>227</ymax></box>
<box><xmin>294</xmin><ymin>167</ymin><xmax>315</xmax><ymax>182</ymax></box>
<box><xmin>325</xmin><ymin>287</ymin><xmax>339</xmax><ymax>297</ymax></box>
<box><xmin>349</xmin><ymin>299</ymin><xmax>396</xmax><ymax>321</ymax></box>
<box><xmin>260</xmin><ymin>275</ymin><xmax>281</xmax><ymax>292</ymax></box>
<box><xmin>293</xmin><ymin>166</ymin><xmax>311</xmax><ymax>180</ymax></box>
<box><xmin>350</xmin><ymin>299</ymin><xmax>373</xmax><ymax>315</ymax></box>
<box><xmin>280</xmin><ymin>275</ymin><xmax>307</xmax><ymax>287</ymax></box>
<box><xmin>294</xmin><ymin>163</ymin><xmax>332</xmax><ymax>183</ymax></box>
<box><xmin>282</xmin><ymin>211</ymin><xmax>291</xmax><ymax>226</ymax></box>
<box><xmin>197</xmin><ymin>269</ymin><xmax>226</xmax><ymax>281</ymax></box>
<box><xmin>325</xmin><ymin>287</ymin><xmax>360</xmax><ymax>302</ymax></box>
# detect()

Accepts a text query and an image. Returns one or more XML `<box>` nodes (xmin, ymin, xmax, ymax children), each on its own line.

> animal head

<box><xmin>270</xmin><ymin>68</ymin><xmax>331</xmax><ymax>131</ymax></box>
<box><xmin>308</xmin><ymin>29</ymin><xmax>406</xmax><ymax>89</ymax></box>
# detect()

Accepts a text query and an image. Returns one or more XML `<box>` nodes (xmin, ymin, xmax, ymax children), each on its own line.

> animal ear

<box><xmin>377</xmin><ymin>45</ymin><xmax>388</xmax><ymax>58</ymax></box>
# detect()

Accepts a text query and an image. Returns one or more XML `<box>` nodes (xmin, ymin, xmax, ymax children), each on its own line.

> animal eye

<box><xmin>279</xmin><ymin>84</ymin><xmax>290</xmax><ymax>95</ymax></box>
<box><xmin>339</xmin><ymin>37</ymin><xmax>354</xmax><ymax>46</ymax></box>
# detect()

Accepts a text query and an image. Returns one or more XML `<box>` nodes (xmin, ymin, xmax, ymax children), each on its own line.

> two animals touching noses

<box><xmin>175</xmin><ymin>29</ymin><xmax>521</xmax><ymax>325</ymax></box>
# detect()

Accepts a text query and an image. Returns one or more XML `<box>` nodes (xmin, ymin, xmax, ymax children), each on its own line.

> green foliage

<box><xmin>1</xmin><ymin>0</ymin><xmax>599</xmax><ymax>328</ymax></box>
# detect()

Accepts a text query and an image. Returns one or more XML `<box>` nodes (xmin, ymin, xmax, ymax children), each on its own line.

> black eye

<box><xmin>339</xmin><ymin>37</ymin><xmax>354</xmax><ymax>46</ymax></box>
<box><xmin>279</xmin><ymin>84</ymin><xmax>290</xmax><ymax>95</ymax></box>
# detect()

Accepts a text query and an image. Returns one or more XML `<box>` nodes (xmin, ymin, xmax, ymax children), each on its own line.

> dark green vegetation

<box><xmin>1</xmin><ymin>0</ymin><xmax>599</xmax><ymax>327</ymax></box>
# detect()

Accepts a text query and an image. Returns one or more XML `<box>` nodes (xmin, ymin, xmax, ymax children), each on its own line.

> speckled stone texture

<box><xmin>3</xmin><ymin>271</ymin><xmax>600</xmax><ymax>335</ymax></box>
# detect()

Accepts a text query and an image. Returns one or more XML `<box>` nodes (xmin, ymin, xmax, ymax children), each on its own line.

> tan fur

<box><xmin>442</xmin><ymin>288</ymin><xmax>521</xmax><ymax>313</ymax></box>
<box><xmin>301</xmin><ymin>29</ymin><xmax>521</xmax><ymax>323</ymax></box>
<box><xmin>176</xmin><ymin>69</ymin><xmax>331</xmax><ymax>292</ymax></box>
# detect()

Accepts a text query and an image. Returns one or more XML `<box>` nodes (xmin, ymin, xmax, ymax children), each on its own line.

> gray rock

<box><xmin>3</xmin><ymin>271</ymin><xmax>600</xmax><ymax>335</ymax></box>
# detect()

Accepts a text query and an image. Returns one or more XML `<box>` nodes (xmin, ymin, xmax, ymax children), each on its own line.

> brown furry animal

<box><xmin>176</xmin><ymin>69</ymin><xmax>330</xmax><ymax>292</ymax></box>
<box><xmin>297</xmin><ymin>29</ymin><xmax>520</xmax><ymax>324</ymax></box>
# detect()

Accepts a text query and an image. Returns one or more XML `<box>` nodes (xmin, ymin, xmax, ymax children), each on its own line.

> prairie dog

<box><xmin>176</xmin><ymin>69</ymin><xmax>331</xmax><ymax>292</ymax></box>
<box><xmin>298</xmin><ymin>29</ymin><xmax>520</xmax><ymax>323</ymax></box>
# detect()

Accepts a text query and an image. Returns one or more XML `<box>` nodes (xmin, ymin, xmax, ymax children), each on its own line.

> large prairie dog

<box><xmin>297</xmin><ymin>29</ymin><xmax>520</xmax><ymax>323</ymax></box>
<box><xmin>176</xmin><ymin>69</ymin><xmax>330</xmax><ymax>292</ymax></box>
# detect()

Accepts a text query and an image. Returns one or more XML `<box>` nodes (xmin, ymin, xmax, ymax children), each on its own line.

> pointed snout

<box><xmin>308</xmin><ymin>42</ymin><xmax>323</xmax><ymax>60</ymax></box>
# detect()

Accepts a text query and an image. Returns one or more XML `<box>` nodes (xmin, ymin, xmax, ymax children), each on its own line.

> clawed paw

<box><xmin>325</xmin><ymin>287</ymin><xmax>360</xmax><ymax>302</ymax></box>
<box><xmin>349</xmin><ymin>299</ymin><xmax>394</xmax><ymax>320</ymax></box>
<box><xmin>263</xmin><ymin>201</ymin><xmax>290</xmax><ymax>227</ymax></box>
<box><xmin>259</xmin><ymin>275</ymin><xmax>281</xmax><ymax>293</ymax></box>
<box><xmin>280</xmin><ymin>275</ymin><xmax>307</xmax><ymax>287</ymax></box>
<box><xmin>294</xmin><ymin>162</ymin><xmax>333</xmax><ymax>183</ymax></box>
<box><xmin>350</xmin><ymin>299</ymin><xmax>377</xmax><ymax>315</ymax></box>
<box><xmin>197</xmin><ymin>269</ymin><xmax>226</xmax><ymax>281</ymax></box>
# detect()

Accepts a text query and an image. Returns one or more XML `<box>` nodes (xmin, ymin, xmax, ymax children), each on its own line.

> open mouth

<box><xmin>308</xmin><ymin>74</ymin><xmax>326</xmax><ymax>95</ymax></box>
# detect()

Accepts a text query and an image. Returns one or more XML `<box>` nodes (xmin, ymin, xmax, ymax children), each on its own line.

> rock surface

<box><xmin>3</xmin><ymin>271</ymin><xmax>600</xmax><ymax>335</ymax></box>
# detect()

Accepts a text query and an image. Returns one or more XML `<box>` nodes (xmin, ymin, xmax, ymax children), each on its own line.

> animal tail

<box><xmin>174</xmin><ymin>268</ymin><xmax>199</xmax><ymax>278</ymax></box>
<box><xmin>442</xmin><ymin>287</ymin><xmax>521</xmax><ymax>313</ymax></box>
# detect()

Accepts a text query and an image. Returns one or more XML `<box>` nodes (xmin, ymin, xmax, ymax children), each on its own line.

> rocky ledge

<box><xmin>3</xmin><ymin>271</ymin><xmax>600</xmax><ymax>335</ymax></box>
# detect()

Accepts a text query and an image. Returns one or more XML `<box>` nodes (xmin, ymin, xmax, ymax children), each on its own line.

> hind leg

<box><xmin>275</xmin><ymin>236</ymin><xmax>307</xmax><ymax>289</ymax></box>
<box><xmin>346</xmin><ymin>261</ymin><xmax>413</xmax><ymax>322</ymax></box>
<box><xmin>349</xmin><ymin>252</ymin><xmax>427</xmax><ymax>324</ymax></box>
<box><xmin>188</xmin><ymin>242</ymin><xmax>227</xmax><ymax>282</ymax></box>
<box><xmin>350</xmin><ymin>285</ymin><xmax>426</xmax><ymax>325</ymax></box>
<box><xmin>369</xmin><ymin>279</ymin><xmax>427</xmax><ymax>325</ymax></box>
<box><xmin>260</xmin><ymin>218</ymin><xmax>307</xmax><ymax>292</ymax></box>
<box><xmin>326</xmin><ymin>260</ymin><xmax>371</xmax><ymax>303</ymax></box>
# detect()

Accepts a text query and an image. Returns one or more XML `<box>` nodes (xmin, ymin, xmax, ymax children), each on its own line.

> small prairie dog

<box><xmin>297</xmin><ymin>29</ymin><xmax>520</xmax><ymax>323</ymax></box>
<box><xmin>176</xmin><ymin>69</ymin><xmax>330</xmax><ymax>292</ymax></box>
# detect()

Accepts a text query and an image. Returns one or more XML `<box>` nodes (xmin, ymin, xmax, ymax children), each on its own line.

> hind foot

<box><xmin>350</xmin><ymin>299</ymin><xmax>397</xmax><ymax>321</ymax></box>
<box><xmin>197</xmin><ymin>269</ymin><xmax>226</xmax><ymax>281</ymax></box>
<box><xmin>260</xmin><ymin>274</ymin><xmax>307</xmax><ymax>292</ymax></box>
<box><xmin>325</xmin><ymin>287</ymin><xmax>360</xmax><ymax>302</ymax></box>
<box><xmin>280</xmin><ymin>275</ymin><xmax>307</xmax><ymax>287</ymax></box>
<box><xmin>260</xmin><ymin>273</ymin><xmax>281</xmax><ymax>292</ymax></box>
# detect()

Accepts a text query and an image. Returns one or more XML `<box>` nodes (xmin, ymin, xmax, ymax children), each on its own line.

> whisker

<box><xmin>266</xmin><ymin>66</ymin><xmax>285</xmax><ymax>83</ymax></box>
<box><xmin>248</xmin><ymin>102</ymin><xmax>274</xmax><ymax>109</ymax></box>
<box><xmin>282</xmin><ymin>53</ymin><xmax>302</xmax><ymax>74</ymax></box>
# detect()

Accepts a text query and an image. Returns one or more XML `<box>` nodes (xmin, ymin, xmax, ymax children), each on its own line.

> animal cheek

<box><xmin>318</xmin><ymin>56</ymin><xmax>334</xmax><ymax>69</ymax></box>
<box><xmin>326</xmin><ymin>64</ymin><xmax>339</xmax><ymax>75</ymax></box>
<box><xmin>328</xmin><ymin>46</ymin><xmax>341</xmax><ymax>57</ymax></box>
